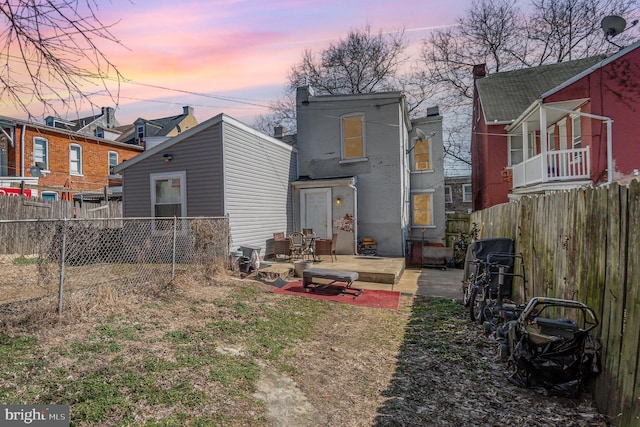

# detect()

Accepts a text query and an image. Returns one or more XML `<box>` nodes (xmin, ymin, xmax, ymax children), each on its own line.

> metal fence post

<box><xmin>171</xmin><ymin>216</ymin><xmax>177</xmax><ymax>280</ymax></box>
<box><xmin>57</xmin><ymin>219</ymin><xmax>67</xmax><ymax>315</ymax></box>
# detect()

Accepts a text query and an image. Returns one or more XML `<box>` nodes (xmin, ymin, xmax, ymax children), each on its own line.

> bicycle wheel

<box><xmin>462</xmin><ymin>280</ymin><xmax>472</xmax><ymax>307</ymax></box>
<box><xmin>470</xmin><ymin>286</ymin><xmax>486</xmax><ymax>323</ymax></box>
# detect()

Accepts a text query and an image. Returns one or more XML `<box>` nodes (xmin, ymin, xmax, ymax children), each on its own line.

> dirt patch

<box><xmin>0</xmin><ymin>268</ymin><xmax>609</xmax><ymax>426</ymax></box>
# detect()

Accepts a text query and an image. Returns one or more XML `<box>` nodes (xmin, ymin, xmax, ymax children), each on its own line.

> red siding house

<box><xmin>471</xmin><ymin>41</ymin><xmax>640</xmax><ymax>210</ymax></box>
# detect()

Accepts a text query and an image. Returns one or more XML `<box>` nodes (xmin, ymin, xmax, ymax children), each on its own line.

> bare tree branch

<box><xmin>0</xmin><ymin>0</ymin><xmax>125</xmax><ymax>120</ymax></box>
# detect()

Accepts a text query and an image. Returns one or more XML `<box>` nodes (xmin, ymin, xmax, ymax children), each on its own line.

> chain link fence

<box><xmin>0</xmin><ymin>217</ymin><xmax>229</xmax><ymax>315</ymax></box>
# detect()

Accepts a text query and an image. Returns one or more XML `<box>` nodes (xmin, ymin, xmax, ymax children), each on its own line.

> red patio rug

<box><xmin>273</xmin><ymin>280</ymin><xmax>400</xmax><ymax>310</ymax></box>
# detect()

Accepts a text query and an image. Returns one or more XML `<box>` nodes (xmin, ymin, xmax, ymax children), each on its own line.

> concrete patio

<box><xmin>258</xmin><ymin>255</ymin><xmax>464</xmax><ymax>300</ymax></box>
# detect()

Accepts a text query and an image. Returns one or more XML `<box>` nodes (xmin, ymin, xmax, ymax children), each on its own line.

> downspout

<box><xmin>20</xmin><ymin>124</ymin><xmax>25</xmax><ymax>177</ymax></box>
<box><xmin>348</xmin><ymin>181</ymin><xmax>358</xmax><ymax>255</ymax></box>
<box><xmin>605</xmin><ymin>118</ymin><xmax>613</xmax><ymax>184</ymax></box>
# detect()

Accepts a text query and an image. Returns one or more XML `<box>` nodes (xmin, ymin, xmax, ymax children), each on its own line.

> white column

<box><xmin>540</xmin><ymin>107</ymin><xmax>548</xmax><ymax>183</ymax></box>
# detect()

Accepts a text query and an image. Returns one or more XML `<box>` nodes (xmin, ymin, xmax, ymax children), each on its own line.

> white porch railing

<box><xmin>512</xmin><ymin>147</ymin><xmax>590</xmax><ymax>188</ymax></box>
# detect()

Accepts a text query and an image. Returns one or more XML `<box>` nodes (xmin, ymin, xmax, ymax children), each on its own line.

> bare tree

<box><xmin>253</xmin><ymin>92</ymin><xmax>297</xmax><ymax>136</ymax></box>
<box><xmin>419</xmin><ymin>0</ymin><xmax>640</xmax><ymax>171</ymax></box>
<box><xmin>254</xmin><ymin>26</ymin><xmax>428</xmax><ymax>136</ymax></box>
<box><xmin>421</xmin><ymin>0</ymin><xmax>525</xmax><ymax>103</ymax></box>
<box><xmin>288</xmin><ymin>25</ymin><xmax>409</xmax><ymax>95</ymax></box>
<box><xmin>527</xmin><ymin>0</ymin><xmax>639</xmax><ymax>64</ymax></box>
<box><xmin>0</xmin><ymin>0</ymin><xmax>124</xmax><ymax>119</ymax></box>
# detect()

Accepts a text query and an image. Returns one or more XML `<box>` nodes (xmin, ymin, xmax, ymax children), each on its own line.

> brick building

<box><xmin>445</xmin><ymin>175</ymin><xmax>472</xmax><ymax>214</ymax></box>
<box><xmin>0</xmin><ymin>117</ymin><xmax>143</xmax><ymax>199</ymax></box>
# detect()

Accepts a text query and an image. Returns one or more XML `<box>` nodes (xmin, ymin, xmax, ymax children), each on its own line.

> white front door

<box><xmin>300</xmin><ymin>188</ymin><xmax>331</xmax><ymax>239</ymax></box>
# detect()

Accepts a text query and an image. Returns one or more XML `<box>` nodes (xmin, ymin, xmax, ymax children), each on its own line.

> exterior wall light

<box><xmin>336</xmin><ymin>197</ymin><xmax>342</xmax><ymax>205</ymax></box>
<box><xmin>163</xmin><ymin>154</ymin><xmax>173</xmax><ymax>162</ymax></box>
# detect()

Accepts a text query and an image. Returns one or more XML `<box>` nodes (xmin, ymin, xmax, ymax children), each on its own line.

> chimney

<box><xmin>473</xmin><ymin>64</ymin><xmax>487</xmax><ymax>79</ymax></box>
<box><xmin>296</xmin><ymin>86</ymin><xmax>315</xmax><ymax>107</ymax></box>
<box><xmin>183</xmin><ymin>106</ymin><xmax>194</xmax><ymax>116</ymax></box>
<box><xmin>274</xmin><ymin>126</ymin><xmax>286</xmax><ymax>138</ymax></box>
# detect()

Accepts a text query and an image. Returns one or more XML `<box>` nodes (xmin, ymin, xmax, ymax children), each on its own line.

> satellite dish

<box><xmin>29</xmin><ymin>165</ymin><xmax>41</xmax><ymax>177</ymax></box>
<box><xmin>601</xmin><ymin>15</ymin><xmax>627</xmax><ymax>37</ymax></box>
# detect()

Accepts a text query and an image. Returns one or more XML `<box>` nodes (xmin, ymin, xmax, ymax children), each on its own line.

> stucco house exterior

<box><xmin>0</xmin><ymin>116</ymin><xmax>143</xmax><ymax>200</ymax></box>
<box><xmin>471</xmin><ymin>40</ymin><xmax>640</xmax><ymax>210</ymax></box>
<box><xmin>294</xmin><ymin>86</ymin><xmax>446</xmax><ymax>257</ymax></box>
<box><xmin>113</xmin><ymin>113</ymin><xmax>297</xmax><ymax>254</ymax></box>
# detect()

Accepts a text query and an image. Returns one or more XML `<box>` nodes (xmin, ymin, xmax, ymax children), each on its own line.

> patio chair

<box><xmin>315</xmin><ymin>233</ymin><xmax>337</xmax><ymax>262</ymax></box>
<box><xmin>273</xmin><ymin>232</ymin><xmax>290</xmax><ymax>259</ymax></box>
<box><xmin>288</xmin><ymin>231</ymin><xmax>307</xmax><ymax>260</ymax></box>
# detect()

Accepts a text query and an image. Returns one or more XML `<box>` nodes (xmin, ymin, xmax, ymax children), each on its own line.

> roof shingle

<box><xmin>476</xmin><ymin>55</ymin><xmax>608</xmax><ymax>123</ymax></box>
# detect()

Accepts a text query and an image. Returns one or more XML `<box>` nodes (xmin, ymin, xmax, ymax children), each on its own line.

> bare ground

<box><xmin>0</xmin><ymin>256</ymin><xmax>609</xmax><ymax>426</ymax></box>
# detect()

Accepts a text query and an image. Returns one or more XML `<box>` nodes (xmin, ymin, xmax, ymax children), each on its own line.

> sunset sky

<box><xmin>5</xmin><ymin>0</ymin><xmax>476</xmax><ymax>125</ymax></box>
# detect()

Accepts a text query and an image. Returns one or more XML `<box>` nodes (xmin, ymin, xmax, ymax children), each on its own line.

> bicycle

<box><xmin>470</xmin><ymin>253</ymin><xmax>527</xmax><ymax>329</ymax></box>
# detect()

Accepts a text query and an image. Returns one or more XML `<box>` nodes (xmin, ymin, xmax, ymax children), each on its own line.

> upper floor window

<box><xmin>571</xmin><ymin>114</ymin><xmax>581</xmax><ymax>149</ymax></box>
<box><xmin>95</xmin><ymin>127</ymin><xmax>104</xmax><ymax>138</ymax></box>
<box><xmin>136</xmin><ymin>124</ymin><xmax>145</xmax><ymax>142</ymax></box>
<box><xmin>462</xmin><ymin>184</ymin><xmax>472</xmax><ymax>203</ymax></box>
<box><xmin>108</xmin><ymin>151</ymin><xmax>119</xmax><ymax>175</ymax></box>
<box><xmin>444</xmin><ymin>186</ymin><xmax>452</xmax><ymax>204</ymax></box>
<box><xmin>341</xmin><ymin>114</ymin><xmax>365</xmax><ymax>160</ymax></box>
<box><xmin>33</xmin><ymin>137</ymin><xmax>49</xmax><ymax>171</ymax></box>
<box><xmin>413</xmin><ymin>136</ymin><xmax>432</xmax><ymax>171</ymax></box>
<box><xmin>508</xmin><ymin>132</ymin><xmax>535</xmax><ymax>166</ymax></box>
<box><xmin>412</xmin><ymin>192</ymin><xmax>433</xmax><ymax>226</ymax></box>
<box><xmin>69</xmin><ymin>144</ymin><xmax>82</xmax><ymax>175</ymax></box>
<box><xmin>547</xmin><ymin>125</ymin><xmax>556</xmax><ymax>151</ymax></box>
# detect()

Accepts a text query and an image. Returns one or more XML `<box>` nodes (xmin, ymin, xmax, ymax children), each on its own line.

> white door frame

<box><xmin>300</xmin><ymin>188</ymin><xmax>331</xmax><ymax>238</ymax></box>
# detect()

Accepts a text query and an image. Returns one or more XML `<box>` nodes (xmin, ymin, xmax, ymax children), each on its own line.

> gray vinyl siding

<box><xmin>296</xmin><ymin>94</ymin><xmax>406</xmax><ymax>256</ymax></box>
<box><xmin>121</xmin><ymin>125</ymin><xmax>224</xmax><ymax>217</ymax></box>
<box><xmin>222</xmin><ymin>122</ymin><xmax>296</xmax><ymax>253</ymax></box>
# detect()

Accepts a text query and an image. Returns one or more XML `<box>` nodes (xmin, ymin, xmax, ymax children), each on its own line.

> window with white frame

<box><xmin>151</xmin><ymin>172</ymin><xmax>186</xmax><ymax>218</ymax></box>
<box><xmin>508</xmin><ymin>134</ymin><xmax>523</xmax><ymax>166</ymax></box>
<box><xmin>412</xmin><ymin>136</ymin><xmax>432</xmax><ymax>171</ymax></box>
<box><xmin>547</xmin><ymin>125</ymin><xmax>556</xmax><ymax>151</ymax></box>
<box><xmin>571</xmin><ymin>114</ymin><xmax>582</xmax><ymax>149</ymax></box>
<box><xmin>33</xmin><ymin>137</ymin><xmax>49</xmax><ymax>170</ymax></box>
<box><xmin>462</xmin><ymin>184</ymin><xmax>472</xmax><ymax>203</ymax></box>
<box><xmin>508</xmin><ymin>132</ymin><xmax>535</xmax><ymax>166</ymax></box>
<box><xmin>412</xmin><ymin>192</ymin><xmax>434</xmax><ymax>226</ymax></box>
<box><xmin>108</xmin><ymin>151</ymin><xmax>119</xmax><ymax>175</ymax></box>
<box><xmin>558</xmin><ymin>118</ymin><xmax>568</xmax><ymax>150</ymax></box>
<box><xmin>341</xmin><ymin>114</ymin><xmax>365</xmax><ymax>160</ymax></box>
<box><xmin>69</xmin><ymin>144</ymin><xmax>82</xmax><ymax>175</ymax></box>
<box><xmin>41</xmin><ymin>191</ymin><xmax>58</xmax><ymax>201</ymax></box>
<box><xmin>136</xmin><ymin>124</ymin><xmax>145</xmax><ymax>142</ymax></box>
<box><xmin>444</xmin><ymin>186</ymin><xmax>452</xmax><ymax>203</ymax></box>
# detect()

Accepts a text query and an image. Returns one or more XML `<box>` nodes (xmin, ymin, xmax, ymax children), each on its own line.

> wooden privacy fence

<box><xmin>470</xmin><ymin>180</ymin><xmax>640</xmax><ymax>427</ymax></box>
<box><xmin>0</xmin><ymin>195</ymin><xmax>122</xmax><ymax>220</ymax></box>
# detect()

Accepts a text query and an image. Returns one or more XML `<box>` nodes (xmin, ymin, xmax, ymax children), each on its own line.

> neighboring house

<box><xmin>294</xmin><ymin>86</ymin><xmax>446</xmax><ymax>257</ymax></box>
<box><xmin>445</xmin><ymin>175</ymin><xmax>472</xmax><ymax>214</ymax></box>
<box><xmin>45</xmin><ymin>106</ymin><xmax>122</xmax><ymax>141</ymax></box>
<box><xmin>115</xmin><ymin>106</ymin><xmax>198</xmax><ymax>150</ymax></box>
<box><xmin>471</xmin><ymin>41</ymin><xmax>640</xmax><ymax>210</ymax></box>
<box><xmin>113</xmin><ymin>113</ymin><xmax>297</xmax><ymax>254</ymax></box>
<box><xmin>0</xmin><ymin>116</ymin><xmax>143</xmax><ymax>200</ymax></box>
